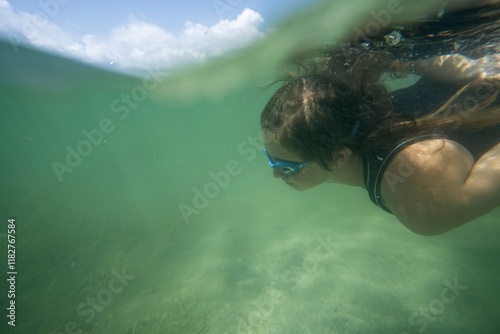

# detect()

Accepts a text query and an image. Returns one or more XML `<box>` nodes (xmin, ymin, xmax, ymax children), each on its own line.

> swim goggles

<box><xmin>264</xmin><ymin>149</ymin><xmax>310</xmax><ymax>176</ymax></box>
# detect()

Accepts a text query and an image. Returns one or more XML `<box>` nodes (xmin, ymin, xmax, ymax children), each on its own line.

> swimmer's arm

<box><xmin>411</xmin><ymin>54</ymin><xmax>500</xmax><ymax>83</ymax></box>
<box><xmin>380</xmin><ymin>139</ymin><xmax>500</xmax><ymax>236</ymax></box>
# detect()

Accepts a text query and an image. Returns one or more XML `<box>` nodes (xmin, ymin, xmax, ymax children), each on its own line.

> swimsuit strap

<box><xmin>363</xmin><ymin>133</ymin><xmax>444</xmax><ymax>214</ymax></box>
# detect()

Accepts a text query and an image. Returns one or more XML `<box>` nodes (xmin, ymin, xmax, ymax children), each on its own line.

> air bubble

<box><xmin>436</xmin><ymin>5</ymin><xmax>446</xmax><ymax>18</ymax></box>
<box><xmin>385</xmin><ymin>31</ymin><xmax>402</xmax><ymax>46</ymax></box>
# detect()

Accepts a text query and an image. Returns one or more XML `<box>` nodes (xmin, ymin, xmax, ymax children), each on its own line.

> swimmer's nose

<box><xmin>273</xmin><ymin>169</ymin><xmax>286</xmax><ymax>179</ymax></box>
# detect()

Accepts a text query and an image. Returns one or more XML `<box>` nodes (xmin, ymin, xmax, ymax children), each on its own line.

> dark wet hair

<box><xmin>261</xmin><ymin>72</ymin><xmax>389</xmax><ymax>169</ymax></box>
<box><xmin>261</xmin><ymin>49</ymin><xmax>500</xmax><ymax>170</ymax></box>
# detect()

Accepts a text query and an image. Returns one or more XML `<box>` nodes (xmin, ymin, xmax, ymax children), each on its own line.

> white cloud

<box><xmin>0</xmin><ymin>2</ymin><xmax>265</xmax><ymax>72</ymax></box>
<box><xmin>0</xmin><ymin>0</ymin><xmax>78</xmax><ymax>51</ymax></box>
<box><xmin>0</xmin><ymin>0</ymin><xmax>10</xmax><ymax>9</ymax></box>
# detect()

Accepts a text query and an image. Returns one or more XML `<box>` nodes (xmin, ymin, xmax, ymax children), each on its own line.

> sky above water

<box><xmin>0</xmin><ymin>0</ymin><xmax>324</xmax><ymax>71</ymax></box>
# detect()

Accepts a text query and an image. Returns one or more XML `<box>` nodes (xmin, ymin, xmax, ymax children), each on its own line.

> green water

<box><xmin>1</xmin><ymin>1</ymin><xmax>500</xmax><ymax>333</ymax></box>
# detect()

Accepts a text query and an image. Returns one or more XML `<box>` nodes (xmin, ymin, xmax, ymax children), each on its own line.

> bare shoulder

<box><xmin>386</xmin><ymin>139</ymin><xmax>474</xmax><ymax>179</ymax></box>
<box><xmin>380</xmin><ymin>138</ymin><xmax>475</xmax><ymax>235</ymax></box>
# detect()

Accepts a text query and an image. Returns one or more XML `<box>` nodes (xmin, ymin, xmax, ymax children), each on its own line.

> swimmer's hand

<box><xmin>411</xmin><ymin>54</ymin><xmax>500</xmax><ymax>83</ymax></box>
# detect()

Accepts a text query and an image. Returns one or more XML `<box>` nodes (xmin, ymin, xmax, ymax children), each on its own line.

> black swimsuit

<box><xmin>363</xmin><ymin>77</ymin><xmax>500</xmax><ymax>213</ymax></box>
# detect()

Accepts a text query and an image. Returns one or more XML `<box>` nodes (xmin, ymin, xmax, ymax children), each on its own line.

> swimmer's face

<box><xmin>262</xmin><ymin>130</ymin><xmax>332</xmax><ymax>191</ymax></box>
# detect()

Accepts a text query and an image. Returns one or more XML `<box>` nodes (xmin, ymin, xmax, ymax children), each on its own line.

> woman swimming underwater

<box><xmin>260</xmin><ymin>8</ymin><xmax>500</xmax><ymax>235</ymax></box>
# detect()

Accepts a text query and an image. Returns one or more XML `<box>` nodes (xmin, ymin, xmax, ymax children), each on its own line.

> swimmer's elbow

<box><xmin>397</xmin><ymin>199</ymin><xmax>500</xmax><ymax>236</ymax></box>
<box><xmin>397</xmin><ymin>213</ymin><xmax>470</xmax><ymax>236</ymax></box>
<box><xmin>402</xmin><ymin>222</ymin><xmax>454</xmax><ymax>236</ymax></box>
<box><xmin>388</xmin><ymin>190</ymin><xmax>491</xmax><ymax>236</ymax></box>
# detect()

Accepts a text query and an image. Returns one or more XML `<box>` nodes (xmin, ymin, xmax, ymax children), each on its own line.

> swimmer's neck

<box><xmin>327</xmin><ymin>153</ymin><xmax>366</xmax><ymax>189</ymax></box>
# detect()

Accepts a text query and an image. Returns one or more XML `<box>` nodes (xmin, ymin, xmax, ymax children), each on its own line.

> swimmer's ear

<box><xmin>331</xmin><ymin>147</ymin><xmax>352</xmax><ymax>169</ymax></box>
